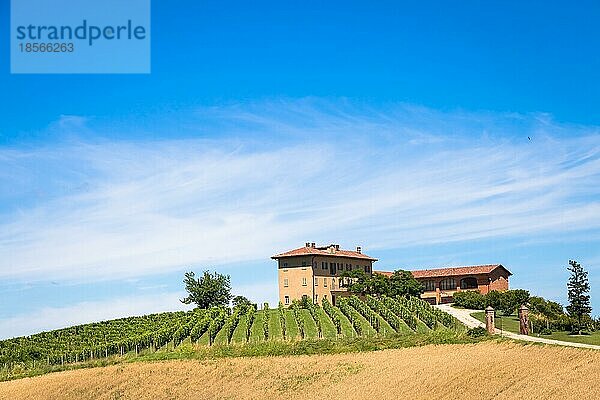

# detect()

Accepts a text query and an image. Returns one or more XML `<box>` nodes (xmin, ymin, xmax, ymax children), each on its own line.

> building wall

<box><xmin>416</xmin><ymin>269</ymin><xmax>510</xmax><ymax>304</ymax></box>
<box><xmin>277</xmin><ymin>255</ymin><xmax>374</xmax><ymax>306</ymax></box>
<box><xmin>278</xmin><ymin>265</ymin><xmax>313</xmax><ymax>306</ymax></box>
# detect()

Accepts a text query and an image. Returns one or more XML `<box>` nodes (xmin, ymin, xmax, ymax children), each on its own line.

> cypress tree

<box><xmin>566</xmin><ymin>260</ymin><xmax>592</xmax><ymax>335</ymax></box>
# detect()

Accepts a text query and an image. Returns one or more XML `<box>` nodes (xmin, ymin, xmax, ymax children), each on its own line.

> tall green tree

<box><xmin>500</xmin><ymin>289</ymin><xmax>530</xmax><ymax>316</ymax></box>
<box><xmin>340</xmin><ymin>269</ymin><xmax>423</xmax><ymax>297</ymax></box>
<box><xmin>566</xmin><ymin>260</ymin><xmax>592</xmax><ymax>334</ymax></box>
<box><xmin>180</xmin><ymin>270</ymin><xmax>232</xmax><ymax>309</ymax></box>
<box><xmin>232</xmin><ymin>295</ymin><xmax>253</xmax><ymax>312</ymax></box>
<box><xmin>389</xmin><ymin>270</ymin><xmax>424</xmax><ymax>297</ymax></box>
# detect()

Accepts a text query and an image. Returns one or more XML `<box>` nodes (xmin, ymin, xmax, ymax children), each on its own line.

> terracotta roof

<box><xmin>272</xmin><ymin>245</ymin><xmax>377</xmax><ymax>261</ymax></box>
<box><xmin>375</xmin><ymin>264</ymin><xmax>511</xmax><ymax>279</ymax></box>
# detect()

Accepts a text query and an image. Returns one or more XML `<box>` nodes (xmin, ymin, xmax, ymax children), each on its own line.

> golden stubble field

<box><xmin>0</xmin><ymin>342</ymin><xmax>598</xmax><ymax>400</ymax></box>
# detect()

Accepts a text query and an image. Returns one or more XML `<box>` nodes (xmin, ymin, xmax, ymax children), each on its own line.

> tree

<box><xmin>232</xmin><ymin>295</ymin><xmax>253</xmax><ymax>312</ymax></box>
<box><xmin>180</xmin><ymin>270</ymin><xmax>232</xmax><ymax>309</ymax></box>
<box><xmin>485</xmin><ymin>290</ymin><xmax>503</xmax><ymax>310</ymax></box>
<box><xmin>389</xmin><ymin>270</ymin><xmax>424</xmax><ymax>297</ymax></box>
<box><xmin>340</xmin><ymin>269</ymin><xmax>423</xmax><ymax>297</ymax></box>
<box><xmin>500</xmin><ymin>289</ymin><xmax>530</xmax><ymax>316</ymax></box>
<box><xmin>566</xmin><ymin>260</ymin><xmax>592</xmax><ymax>334</ymax></box>
<box><xmin>340</xmin><ymin>270</ymin><xmax>373</xmax><ymax>295</ymax></box>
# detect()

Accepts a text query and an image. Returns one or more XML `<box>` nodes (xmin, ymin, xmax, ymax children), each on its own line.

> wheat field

<box><xmin>0</xmin><ymin>342</ymin><xmax>598</xmax><ymax>400</ymax></box>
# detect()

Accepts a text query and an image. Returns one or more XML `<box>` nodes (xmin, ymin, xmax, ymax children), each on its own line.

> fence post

<box><xmin>518</xmin><ymin>304</ymin><xmax>530</xmax><ymax>335</ymax></box>
<box><xmin>485</xmin><ymin>306</ymin><xmax>495</xmax><ymax>335</ymax></box>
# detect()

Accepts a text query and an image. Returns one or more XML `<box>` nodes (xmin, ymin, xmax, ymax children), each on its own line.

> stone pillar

<box><xmin>485</xmin><ymin>306</ymin><xmax>495</xmax><ymax>335</ymax></box>
<box><xmin>518</xmin><ymin>304</ymin><xmax>529</xmax><ymax>335</ymax></box>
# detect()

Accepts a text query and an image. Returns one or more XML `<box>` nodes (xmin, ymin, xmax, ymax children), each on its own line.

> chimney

<box><xmin>311</xmin><ymin>242</ymin><xmax>316</xmax><ymax>248</ymax></box>
<box><xmin>335</xmin><ymin>244</ymin><xmax>340</xmax><ymax>251</ymax></box>
<box><xmin>356</xmin><ymin>246</ymin><xmax>362</xmax><ymax>254</ymax></box>
<box><xmin>305</xmin><ymin>242</ymin><xmax>310</xmax><ymax>247</ymax></box>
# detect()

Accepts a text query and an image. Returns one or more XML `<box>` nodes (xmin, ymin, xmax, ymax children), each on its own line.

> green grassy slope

<box><xmin>249</xmin><ymin>311</ymin><xmax>265</xmax><ymax>343</ymax></box>
<box><xmin>231</xmin><ymin>315</ymin><xmax>248</xmax><ymax>344</ymax></box>
<box><xmin>283</xmin><ymin>309</ymin><xmax>299</xmax><ymax>340</ymax></box>
<box><xmin>0</xmin><ymin>295</ymin><xmax>463</xmax><ymax>382</ymax></box>
<box><xmin>314</xmin><ymin>306</ymin><xmax>337</xmax><ymax>339</ymax></box>
<box><xmin>301</xmin><ymin>309</ymin><xmax>319</xmax><ymax>339</ymax></box>
<box><xmin>267</xmin><ymin>309</ymin><xmax>282</xmax><ymax>341</ymax></box>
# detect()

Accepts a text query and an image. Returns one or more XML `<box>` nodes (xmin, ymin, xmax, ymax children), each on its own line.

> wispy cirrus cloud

<box><xmin>1</xmin><ymin>99</ymin><xmax>599</xmax><ymax>285</ymax></box>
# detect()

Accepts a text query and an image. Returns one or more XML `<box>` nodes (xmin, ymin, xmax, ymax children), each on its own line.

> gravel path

<box><xmin>435</xmin><ymin>303</ymin><xmax>600</xmax><ymax>350</ymax></box>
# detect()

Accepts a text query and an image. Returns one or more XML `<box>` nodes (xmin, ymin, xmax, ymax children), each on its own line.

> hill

<box><xmin>0</xmin><ymin>295</ymin><xmax>461</xmax><ymax>381</ymax></box>
<box><xmin>1</xmin><ymin>341</ymin><xmax>599</xmax><ymax>400</ymax></box>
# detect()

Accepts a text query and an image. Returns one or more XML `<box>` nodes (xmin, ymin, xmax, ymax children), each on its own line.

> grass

<box><xmin>3</xmin><ymin>341</ymin><xmax>600</xmax><ymax>400</ymax></box>
<box><xmin>231</xmin><ymin>315</ymin><xmax>248</xmax><ymax>344</ymax></box>
<box><xmin>348</xmin><ymin>310</ymin><xmax>377</xmax><ymax>337</ymax></box>
<box><xmin>314</xmin><ymin>306</ymin><xmax>337</xmax><ymax>339</ymax></box>
<box><xmin>283</xmin><ymin>309</ymin><xmax>299</xmax><ymax>340</ymax></box>
<box><xmin>249</xmin><ymin>310</ymin><xmax>265</xmax><ymax>343</ymax></box>
<box><xmin>471</xmin><ymin>311</ymin><xmax>600</xmax><ymax>345</ymax></box>
<box><xmin>267</xmin><ymin>309</ymin><xmax>282</xmax><ymax>341</ymax></box>
<box><xmin>471</xmin><ymin>311</ymin><xmax>521</xmax><ymax>333</ymax></box>
<box><xmin>539</xmin><ymin>331</ymin><xmax>600</xmax><ymax>346</ymax></box>
<box><xmin>300</xmin><ymin>310</ymin><xmax>318</xmax><ymax>339</ymax></box>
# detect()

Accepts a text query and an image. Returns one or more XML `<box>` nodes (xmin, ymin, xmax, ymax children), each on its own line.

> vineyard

<box><xmin>0</xmin><ymin>295</ymin><xmax>462</xmax><ymax>373</ymax></box>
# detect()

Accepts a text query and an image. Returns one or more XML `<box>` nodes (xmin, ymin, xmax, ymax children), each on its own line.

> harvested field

<box><xmin>0</xmin><ymin>342</ymin><xmax>598</xmax><ymax>400</ymax></box>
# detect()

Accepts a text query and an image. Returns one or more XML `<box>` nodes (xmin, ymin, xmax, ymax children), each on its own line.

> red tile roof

<box><xmin>272</xmin><ymin>245</ymin><xmax>378</xmax><ymax>261</ymax></box>
<box><xmin>375</xmin><ymin>264</ymin><xmax>511</xmax><ymax>279</ymax></box>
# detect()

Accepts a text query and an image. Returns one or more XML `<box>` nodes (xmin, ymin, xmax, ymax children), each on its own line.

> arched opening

<box><xmin>440</xmin><ymin>278</ymin><xmax>456</xmax><ymax>291</ymax></box>
<box><xmin>423</xmin><ymin>280</ymin><xmax>436</xmax><ymax>291</ymax></box>
<box><xmin>460</xmin><ymin>277</ymin><xmax>478</xmax><ymax>289</ymax></box>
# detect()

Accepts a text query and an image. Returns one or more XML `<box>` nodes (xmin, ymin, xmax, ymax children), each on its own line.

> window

<box><xmin>346</xmin><ymin>263</ymin><xmax>351</xmax><ymax>271</ymax></box>
<box><xmin>331</xmin><ymin>278</ymin><xmax>336</xmax><ymax>289</ymax></box>
<box><xmin>282</xmin><ymin>262</ymin><xmax>288</xmax><ymax>267</ymax></box>
<box><xmin>284</xmin><ymin>296</ymin><xmax>290</xmax><ymax>305</ymax></box>
<box><xmin>440</xmin><ymin>278</ymin><xmax>456</xmax><ymax>291</ymax></box>
<box><xmin>460</xmin><ymin>277</ymin><xmax>478</xmax><ymax>289</ymax></box>
<box><xmin>314</xmin><ymin>277</ymin><xmax>318</xmax><ymax>286</ymax></box>
<box><xmin>314</xmin><ymin>294</ymin><xmax>318</xmax><ymax>302</ymax></box>
<box><xmin>322</xmin><ymin>262</ymin><xmax>327</xmax><ymax>270</ymax></box>
<box><xmin>283</xmin><ymin>278</ymin><xmax>289</xmax><ymax>287</ymax></box>
<box><xmin>323</xmin><ymin>294</ymin><xmax>327</xmax><ymax>300</ymax></box>
<box><xmin>324</xmin><ymin>278</ymin><xmax>327</xmax><ymax>287</ymax></box>
<box><xmin>302</xmin><ymin>261</ymin><xmax>307</xmax><ymax>267</ymax></box>
<box><xmin>423</xmin><ymin>280</ymin><xmax>435</xmax><ymax>291</ymax></box>
<box><xmin>302</xmin><ymin>277</ymin><xmax>307</xmax><ymax>286</ymax></box>
<box><xmin>364</xmin><ymin>265</ymin><xmax>369</xmax><ymax>273</ymax></box>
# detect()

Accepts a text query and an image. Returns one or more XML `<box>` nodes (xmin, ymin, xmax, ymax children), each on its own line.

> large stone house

<box><xmin>273</xmin><ymin>242</ymin><xmax>511</xmax><ymax>305</ymax></box>
<box><xmin>272</xmin><ymin>242</ymin><xmax>377</xmax><ymax>306</ymax></box>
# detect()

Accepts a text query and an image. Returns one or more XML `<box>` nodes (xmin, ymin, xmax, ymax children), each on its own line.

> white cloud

<box><xmin>0</xmin><ymin>99</ymin><xmax>599</xmax><ymax>285</ymax></box>
<box><xmin>0</xmin><ymin>292</ymin><xmax>194</xmax><ymax>340</ymax></box>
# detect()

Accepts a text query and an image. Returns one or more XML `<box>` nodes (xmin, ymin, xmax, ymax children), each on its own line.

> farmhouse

<box><xmin>375</xmin><ymin>264</ymin><xmax>512</xmax><ymax>305</ymax></box>
<box><xmin>273</xmin><ymin>243</ymin><xmax>511</xmax><ymax>306</ymax></box>
<box><xmin>272</xmin><ymin>242</ymin><xmax>377</xmax><ymax>306</ymax></box>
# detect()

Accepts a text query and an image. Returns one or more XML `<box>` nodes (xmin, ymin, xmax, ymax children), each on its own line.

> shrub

<box><xmin>262</xmin><ymin>303</ymin><xmax>269</xmax><ymax>340</ymax></box>
<box><xmin>322</xmin><ymin>298</ymin><xmax>342</xmax><ymax>335</ymax></box>
<box><xmin>453</xmin><ymin>291</ymin><xmax>485</xmax><ymax>309</ymax></box>
<box><xmin>467</xmin><ymin>327</ymin><xmax>487</xmax><ymax>337</ymax></box>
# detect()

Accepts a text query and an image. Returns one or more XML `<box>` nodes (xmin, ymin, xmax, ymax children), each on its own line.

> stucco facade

<box><xmin>275</xmin><ymin>244</ymin><xmax>512</xmax><ymax>307</ymax></box>
<box><xmin>273</xmin><ymin>243</ymin><xmax>377</xmax><ymax>306</ymax></box>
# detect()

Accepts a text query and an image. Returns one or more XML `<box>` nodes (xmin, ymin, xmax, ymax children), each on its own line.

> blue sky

<box><xmin>1</xmin><ymin>1</ymin><xmax>599</xmax><ymax>338</ymax></box>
